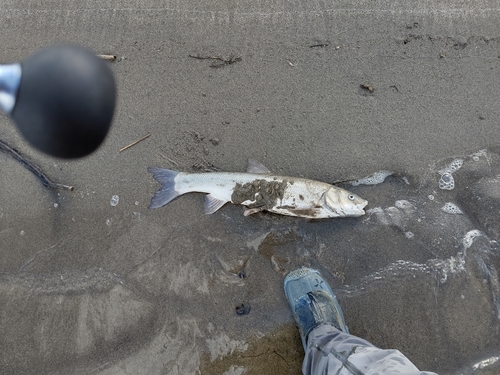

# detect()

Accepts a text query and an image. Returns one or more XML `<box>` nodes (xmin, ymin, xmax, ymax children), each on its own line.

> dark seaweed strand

<box><xmin>0</xmin><ymin>139</ymin><xmax>73</xmax><ymax>191</ymax></box>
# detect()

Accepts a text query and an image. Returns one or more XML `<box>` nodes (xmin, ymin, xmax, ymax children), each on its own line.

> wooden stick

<box><xmin>119</xmin><ymin>133</ymin><xmax>151</xmax><ymax>152</ymax></box>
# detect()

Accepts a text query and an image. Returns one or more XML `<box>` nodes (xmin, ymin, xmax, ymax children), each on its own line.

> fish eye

<box><xmin>348</xmin><ymin>194</ymin><xmax>355</xmax><ymax>201</ymax></box>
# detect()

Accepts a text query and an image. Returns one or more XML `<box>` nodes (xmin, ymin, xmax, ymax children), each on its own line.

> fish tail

<box><xmin>148</xmin><ymin>167</ymin><xmax>180</xmax><ymax>208</ymax></box>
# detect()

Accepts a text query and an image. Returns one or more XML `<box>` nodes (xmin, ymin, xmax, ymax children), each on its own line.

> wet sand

<box><xmin>1</xmin><ymin>1</ymin><xmax>500</xmax><ymax>374</ymax></box>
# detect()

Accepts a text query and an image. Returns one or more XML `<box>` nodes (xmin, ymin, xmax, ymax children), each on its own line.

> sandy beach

<box><xmin>1</xmin><ymin>1</ymin><xmax>500</xmax><ymax>374</ymax></box>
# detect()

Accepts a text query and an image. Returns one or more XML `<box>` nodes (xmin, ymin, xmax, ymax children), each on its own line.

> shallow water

<box><xmin>1</xmin><ymin>148</ymin><xmax>500</xmax><ymax>375</ymax></box>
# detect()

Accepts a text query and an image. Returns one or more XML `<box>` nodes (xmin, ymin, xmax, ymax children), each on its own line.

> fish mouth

<box><xmin>356</xmin><ymin>200</ymin><xmax>369</xmax><ymax>215</ymax></box>
<box><xmin>342</xmin><ymin>203</ymin><xmax>367</xmax><ymax>217</ymax></box>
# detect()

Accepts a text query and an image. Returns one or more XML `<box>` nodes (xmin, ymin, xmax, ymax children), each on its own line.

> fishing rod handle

<box><xmin>0</xmin><ymin>63</ymin><xmax>21</xmax><ymax>113</ymax></box>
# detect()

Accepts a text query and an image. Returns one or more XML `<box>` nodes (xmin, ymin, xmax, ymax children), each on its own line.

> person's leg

<box><xmin>304</xmin><ymin>325</ymin><xmax>436</xmax><ymax>375</ymax></box>
<box><xmin>284</xmin><ymin>267</ymin><xmax>438</xmax><ymax>375</ymax></box>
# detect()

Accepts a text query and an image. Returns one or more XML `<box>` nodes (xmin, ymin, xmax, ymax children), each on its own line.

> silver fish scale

<box><xmin>176</xmin><ymin>172</ymin><xmax>329</xmax><ymax>205</ymax></box>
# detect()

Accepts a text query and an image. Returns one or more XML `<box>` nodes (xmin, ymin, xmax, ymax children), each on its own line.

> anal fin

<box><xmin>204</xmin><ymin>194</ymin><xmax>228</xmax><ymax>214</ymax></box>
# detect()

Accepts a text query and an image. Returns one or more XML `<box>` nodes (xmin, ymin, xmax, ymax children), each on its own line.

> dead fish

<box><xmin>148</xmin><ymin>159</ymin><xmax>368</xmax><ymax>219</ymax></box>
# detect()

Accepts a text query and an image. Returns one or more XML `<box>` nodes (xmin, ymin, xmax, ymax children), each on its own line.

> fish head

<box><xmin>323</xmin><ymin>187</ymin><xmax>368</xmax><ymax>217</ymax></box>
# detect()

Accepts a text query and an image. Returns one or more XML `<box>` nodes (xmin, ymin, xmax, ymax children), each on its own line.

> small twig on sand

<box><xmin>189</xmin><ymin>54</ymin><xmax>242</xmax><ymax>68</ymax></box>
<box><xmin>119</xmin><ymin>133</ymin><xmax>151</xmax><ymax>152</ymax></box>
<box><xmin>0</xmin><ymin>140</ymin><xmax>74</xmax><ymax>191</ymax></box>
<box><xmin>309</xmin><ymin>43</ymin><xmax>329</xmax><ymax>48</ymax></box>
<box><xmin>360</xmin><ymin>84</ymin><xmax>374</xmax><ymax>93</ymax></box>
<box><xmin>98</xmin><ymin>54</ymin><xmax>117</xmax><ymax>61</ymax></box>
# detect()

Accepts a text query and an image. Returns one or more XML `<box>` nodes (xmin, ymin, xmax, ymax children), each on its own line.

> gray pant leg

<box><xmin>303</xmin><ymin>325</ymin><xmax>438</xmax><ymax>375</ymax></box>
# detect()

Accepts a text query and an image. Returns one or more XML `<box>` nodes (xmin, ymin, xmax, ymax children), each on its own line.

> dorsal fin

<box><xmin>247</xmin><ymin>159</ymin><xmax>271</xmax><ymax>174</ymax></box>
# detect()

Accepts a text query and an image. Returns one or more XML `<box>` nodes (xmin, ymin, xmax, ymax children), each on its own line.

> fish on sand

<box><xmin>148</xmin><ymin>159</ymin><xmax>367</xmax><ymax>219</ymax></box>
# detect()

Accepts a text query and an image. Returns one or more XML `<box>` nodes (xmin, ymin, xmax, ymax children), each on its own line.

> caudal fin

<box><xmin>148</xmin><ymin>167</ymin><xmax>180</xmax><ymax>208</ymax></box>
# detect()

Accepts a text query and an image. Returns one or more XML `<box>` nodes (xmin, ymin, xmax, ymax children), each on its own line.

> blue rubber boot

<box><xmin>284</xmin><ymin>267</ymin><xmax>349</xmax><ymax>350</ymax></box>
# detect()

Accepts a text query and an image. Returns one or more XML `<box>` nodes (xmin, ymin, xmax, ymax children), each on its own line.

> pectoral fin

<box><xmin>244</xmin><ymin>207</ymin><xmax>265</xmax><ymax>216</ymax></box>
<box><xmin>204</xmin><ymin>194</ymin><xmax>228</xmax><ymax>214</ymax></box>
<box><xmin>247</xmin><ymin>159</ymin><xmax>271</xmax><ymax>174</ymax></box>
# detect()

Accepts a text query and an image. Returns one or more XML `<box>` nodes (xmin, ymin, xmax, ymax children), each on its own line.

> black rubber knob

<box><xmin>11</xmin><ymin>45</ymin><xmax>116</xmax><ymax>158</ymax></box>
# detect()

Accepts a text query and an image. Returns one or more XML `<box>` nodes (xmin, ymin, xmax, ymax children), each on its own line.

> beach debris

<box><xmin>119</xmin><ymin>133</ymin><xmax>151</xmax><ymax>152</ymax></box>
<box><xmin>189</xmin><ymin>54</ymin><xmax>242</xmax><ymax>68</ymax></box>
<box><xmin>360</xmin><ymin>83</ymin><xmax>374</xmax><ymax>93</ymax></box>
<box><xmin>351</xmin><ymin>170</ymin><xmax>393</xmax><ymax>186</ymax></box>
<box><xmin>309</xmin><ymin>43</ymin><xmax>329</xmax><ymax>48</ymax></box>
<box><xmin>148</xmin><ymin>159</ymin><xmax>367</xmax><ymax>219</ymax></box>
<box><xmin>0</xmin><ymin>139</ymin><xmax>73</xmax><ymax>191</ymax></box>
<box><xmin>238</xmin><ymin>270</ymin><xmax>246</xmax><ymax>279</ymax></box>
<box><xmin>98</xmin><ymin>54</ymin><xmax>117</xmax><ymax>61</ymax></box>
<box><xmin>235</xmin><ymin>303</ymin><xmax>251</xmax><ymax>316</ymax></box>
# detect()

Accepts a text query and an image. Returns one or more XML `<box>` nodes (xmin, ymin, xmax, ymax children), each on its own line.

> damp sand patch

<box><xmin>199</xmin><ymin>323</ymin><xmax>303</xmax><ymax>375</ymax></box>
